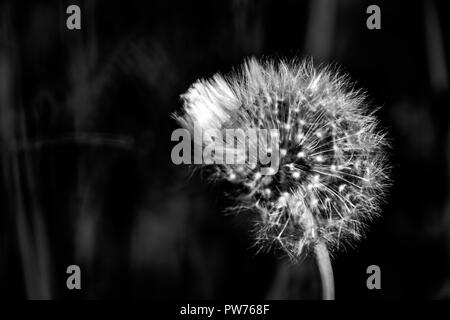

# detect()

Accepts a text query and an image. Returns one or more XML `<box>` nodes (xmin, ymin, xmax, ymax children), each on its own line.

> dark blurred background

<box><xmin>0</xmin><ymin>0</ymin><xmax>449</xmax><ymax>299</ymax></box>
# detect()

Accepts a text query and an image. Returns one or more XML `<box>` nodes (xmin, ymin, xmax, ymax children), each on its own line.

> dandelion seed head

<box><xmin>174</xmin><ymin>57</ymin><xmax>390</xmax><ymax>259</ymax></box>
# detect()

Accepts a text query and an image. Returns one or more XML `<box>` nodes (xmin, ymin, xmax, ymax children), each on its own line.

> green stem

<box><xmin>315</xmin><ymin>241</ymin><xmax>335</xmax><ymax>300</ymax></box>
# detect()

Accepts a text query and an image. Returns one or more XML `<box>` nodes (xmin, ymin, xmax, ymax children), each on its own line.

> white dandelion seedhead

<box><xmin>174</xmin><ymin>57</ymin><xmax>390</xmax><ymax>260</ymax></box>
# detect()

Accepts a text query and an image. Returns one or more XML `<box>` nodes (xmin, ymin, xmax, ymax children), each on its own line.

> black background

<box><xmin>0</xmin><ymin>0</ymin><xmax>449</xmax><ymax>299</ymax></box>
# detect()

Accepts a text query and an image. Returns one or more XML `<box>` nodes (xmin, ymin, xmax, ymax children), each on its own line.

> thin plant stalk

<box><xmin>315</xmin><ymin>241</ymin><xmax>335</xmax><ymax>300</ymax></box>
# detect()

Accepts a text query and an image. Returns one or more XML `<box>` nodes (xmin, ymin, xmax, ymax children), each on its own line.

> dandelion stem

<box><xmin>315</xmin><ymin>241</ymin><xmax>335</xmax><ymax>300</ymax></box>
